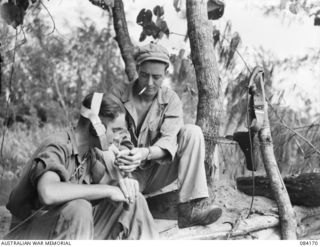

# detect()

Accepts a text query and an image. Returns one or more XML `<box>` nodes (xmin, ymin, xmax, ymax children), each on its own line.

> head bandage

<box><xmin>80</xmin><ymin>93</ymin><xmax>108</xmax><ymax>149</ymax></box>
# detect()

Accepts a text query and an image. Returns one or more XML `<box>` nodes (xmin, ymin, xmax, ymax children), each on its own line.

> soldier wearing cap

<box><xmin>5</xmin><ymin>93</ymin><xmax>158</xmax><ymax>240</ymax></box>
<box><xmin>110</xmin><ymin>42</ymin><xmax>222</xmax><ymax>228</ymax></box>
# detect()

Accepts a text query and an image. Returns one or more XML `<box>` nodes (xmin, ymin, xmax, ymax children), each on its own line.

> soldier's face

<box><xmin>92</xmin><ymin>113</ymin><xmax>126</xmax><ymax>150</ymax></box>
<box><xmin>137</xmin><ymin>61</ymin><xmax>167</xmax><ymax>97</ymax></box>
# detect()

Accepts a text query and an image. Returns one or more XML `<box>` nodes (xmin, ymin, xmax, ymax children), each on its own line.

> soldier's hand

<box><xmin>118</xmin><ymin>177</ymin><xmax>139</xmax><ymax>204</ymax></box>
<box><xmin>116</xmin><ymin>148</ymin><xmax>149</xmax><ymax>172</ymax></box>
<box><xmin>108</xmin><ymin>186</ymin><xmax>129</xmax><ymax>204</ymax></box>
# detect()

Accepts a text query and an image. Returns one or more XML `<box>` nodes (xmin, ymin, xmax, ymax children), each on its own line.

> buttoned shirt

<box><xmin>111</xmin><ymin>81</ymin><xmax>184</xmax><ymax>163</ymax></box>
<box><xmin>6</xmin><ymin>128</ymin><xmax>106</xmax><ymax>219</ymax></box>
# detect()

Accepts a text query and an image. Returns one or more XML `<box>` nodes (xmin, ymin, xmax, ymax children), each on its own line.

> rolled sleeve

<box><xmin>29</xmin><ymin>143</ymin><xmax>70</xmax><ymax>187</ymax></box>
<box><xmin>153</xmin><ymin>93</ymin><xmax>184</xmax><ymax>161</ymax></box>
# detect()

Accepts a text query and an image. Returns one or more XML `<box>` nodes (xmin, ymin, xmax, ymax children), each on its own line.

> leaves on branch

<box><xmin>314</xmin><ymin>15</ymin><xmax>320</xmax><ymax>26</ymax></box>
<box><xmin>280</xmin><ymin>0</ymin><xmax>290</xmax><ymax>9</ymax></box>
<box><xmin>136</xmin><ymin>5</ymin><xmax>169</xmax><ymax>41</ymax></box>
<box><xmin>153</xmin><ymin>5</ymin><xmax>164</xmax><ymax>18</ymax></box>
<box><xmin>139</xmin><ymin>31</ymin><xmax>147</xmax><ymax>42</ymax></box>
<box><xmin>288</xmin><ymin>2</ymin><xmax>298</xmax><ymax>14</ymax></box>
<box><xmin>156</xmin><ymin>18</ymin><xmax>169</xmax><ymax>37</ymax></box>
<box><xmin>143</xmin><ymin>22</ymin><xmax>160</xmax><ymax>38</ymax></box>
<box><xmin>207</xmin><ymin>0</ymin><xmax>225</xmax><ymax>20</ymax></box>
<box><xmin>17</xmin><ymin>0</ymin><xmax>30</xmax><ymax>11</ymax></box>
<box><xmin>0</xmin><ymin>0</ymin><xmax>39</xmax><ymax>28</ymax></box>
<box><xmin>0</xmin><ymin>1</ymin><xmax>26</xmax><ymax>28</ymax></box>
<box><xmin>212</xmin><ymin>27</ymin><xmax>220</xmax><ymax>47</ymax></box>
<box><xmin>136</xmin><ymin>8</ymin><xmax>152</xmax><ymax>25</ymax></box>
<box><xmin>313</xmin><ymin>9</ymin><xmax>320</xmax><ymax>26</ymax></box>
<box><xmin>88</xmin><ymin>0</ymin><xmax>114</xmax><ymax>10</ymax></box>
<box><xmin>226</xmin><ymin>32</ymin><xmax>241</xmax><ymax>69</ymax></box>
<box><xmin>173</xmin><ymin>0</ymin><xmax>181</xmax><ymax>12</ymax></box>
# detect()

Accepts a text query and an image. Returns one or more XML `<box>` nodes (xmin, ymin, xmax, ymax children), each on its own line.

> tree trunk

<box><xmin>186</xmin><ymin>0</ymin><xmax>222</xmax><ymax>182</ymax></box>
<box><xmin>258</xmin><ymin>103</ymin><xmax>297</xmax><ymax>239</ymax></box>
<box><xmin>112</xmin><ymin>0</ymin><xmax>137</xmax><ymax>83</ymax></box>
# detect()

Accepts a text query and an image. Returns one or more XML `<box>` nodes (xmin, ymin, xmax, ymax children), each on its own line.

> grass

<box><xmin>0</xmin><ymin>123</ymin><xmax>63</xmax><ymax>205</ymax></box>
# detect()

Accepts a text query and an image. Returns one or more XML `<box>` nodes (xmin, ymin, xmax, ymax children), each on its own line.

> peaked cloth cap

<box><xmin>134</xmin><ymin>42</ymin><xmax>170</xmax><ymax>66</ymax></box>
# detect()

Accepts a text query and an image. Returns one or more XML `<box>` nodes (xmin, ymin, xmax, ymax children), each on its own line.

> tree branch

<box><xmin>112</xmin><ymin>0</ymin><xmax>137</xmax><ymax>83</ymax></box>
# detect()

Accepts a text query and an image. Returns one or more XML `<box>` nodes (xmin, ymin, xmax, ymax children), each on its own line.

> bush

<box><xmin>0</xmin><ymin>123</ymin><xmax>63</xmax><ymax>205</ymax></box>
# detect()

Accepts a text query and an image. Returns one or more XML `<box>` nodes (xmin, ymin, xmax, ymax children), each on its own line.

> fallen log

<box><xmin>237</xmin><ymin>173</ymin><xmax>320</xmax><ymax>207</ymax></box>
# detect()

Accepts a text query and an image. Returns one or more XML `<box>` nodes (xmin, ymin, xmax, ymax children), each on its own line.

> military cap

<box><xmin>134</xmin><ymin>42</ymin><xmax>170</xmax><ymax>66</ymax></box>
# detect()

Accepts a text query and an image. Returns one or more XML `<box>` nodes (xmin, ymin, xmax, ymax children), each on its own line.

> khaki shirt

<box><xmin>111</xmin><ymin>81</ymin><xmax>184</xmax><ymax>162</ymax></box>
<box><xmin>6</xmin><ymin>129</ymin><xmax>106</xmax><ymax>219</ymax></box>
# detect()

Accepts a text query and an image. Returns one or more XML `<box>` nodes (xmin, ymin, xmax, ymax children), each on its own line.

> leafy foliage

<box><xmin>263</xmin><ymin>0</ymin><xmax>320</xmax><ymax>26</ymax></box>
<box><xmin>169</xmin><ymin>19</ymin><xmax>320</xmax><ymax>178</ymax></box>
<box><xmin>0</xmin><ymin>0</ymin><xmax>319</xmax><ymax>188</ymax></box>
<box><xmin>315</xmin><ymin>15</ymin><xmax>320</xmax><ymax>25</ymax></box>
<box><xmin>136</xmin><ymin>5</ymin><xmax>169</xmax><ymax>41</ymax></box>
<box><xmin>0</xmin><ymin>12</ymin><xmax>126</xmax><ymax>127</ymax></box>
<box><xmin>0</xmin><ymin>123</ymin><xmax>60</xmax><ymax>204</ymax></box>
<box><xmin>0</xmin><ymin>0</ymin><xmax>37</xmax><ymax>28</ymax></box>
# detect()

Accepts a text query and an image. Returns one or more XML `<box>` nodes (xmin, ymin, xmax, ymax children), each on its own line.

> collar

<box><xmin>120</xmin><ymin>80</ymin><xmax>170</xmax><ymax>105</ymax></box>
<box><xmin>66</xmin><ymin>127</ymin><xmax>81</xmax><ymax>164</ymax></box>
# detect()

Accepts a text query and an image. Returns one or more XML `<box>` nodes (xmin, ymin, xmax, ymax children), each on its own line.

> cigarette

<box><xmin>138</xmin><ymin>87</ymin><xmax>147</xmax><ymax>95</ymax></box>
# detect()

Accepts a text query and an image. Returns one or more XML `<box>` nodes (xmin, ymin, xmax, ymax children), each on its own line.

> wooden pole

<box><xmin>256</xmin><ymin>72</ymin><xmax>297</xmax><ymax>239</ymax></box>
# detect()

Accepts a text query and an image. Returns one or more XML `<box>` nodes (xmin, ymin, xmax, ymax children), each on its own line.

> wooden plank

<box><xmin>166</xmin><ymin>215</ymin><xmax>280</xmax><ymax>240</ymax></box>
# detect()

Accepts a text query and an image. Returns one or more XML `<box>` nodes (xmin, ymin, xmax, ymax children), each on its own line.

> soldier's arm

<box><xmin>37</xmin><ymin>170</ymin><xmax>129</xmax><ymax>206</ymax></box>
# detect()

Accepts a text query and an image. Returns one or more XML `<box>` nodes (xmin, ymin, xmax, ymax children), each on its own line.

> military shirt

<box><xmin>111</xmin><ymin>81</ymin><xmax>184</xmax><ymax>162</ymax></box>
<box><xmin>6</xmin><ymin>128</ymin><xmax>106</xmax><ymax>219</ymax></box>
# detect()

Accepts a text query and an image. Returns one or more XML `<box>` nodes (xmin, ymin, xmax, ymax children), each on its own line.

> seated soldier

<box><xmin>110</xmin><ymin>42</ymin><xmax>222</xmax><ymax>228</ymax></box>
<box><xmin>5</xmin><ymin>93</ymin><xmax>158</xmax><ymax>240</ymax></box>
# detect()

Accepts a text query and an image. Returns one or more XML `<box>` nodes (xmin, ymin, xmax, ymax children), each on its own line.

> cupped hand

<box><xmin>118</xmin><ymin>177</ymin><xmax>139</xmax><ymax>204</ymax></box>
<box><xmin>108</xmin><ymin>186</ymin><xmax>128</xmax><ymax>204</ymax></box>
<box><xmin>115</xmin><ymin>148</ymin><xmax>148</xmax><ymax>172</ymax></box>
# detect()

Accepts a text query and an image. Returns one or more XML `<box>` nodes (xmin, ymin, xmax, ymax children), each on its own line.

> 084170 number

<box><xmin>300</xmin><ymin>241</ymin><xmax>319</xmax><ymax>246</ymax></box>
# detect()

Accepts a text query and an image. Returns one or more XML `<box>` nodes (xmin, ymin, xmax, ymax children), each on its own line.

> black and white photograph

<box><xmin>0</xmin><ymin>0</ymin><xmax>320</xmax><ymax>241</ymax></box>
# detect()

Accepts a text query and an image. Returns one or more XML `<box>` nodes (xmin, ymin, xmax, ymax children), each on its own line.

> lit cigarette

<box><xmin>138</xmin><ymin>87</ymin><xmax>147</xmax><ymax>95</ymax></box>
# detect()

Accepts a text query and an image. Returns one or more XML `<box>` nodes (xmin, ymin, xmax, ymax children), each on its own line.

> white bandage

<box><xmin>80</xmin><ymin>93</ymin><xmax>106</xmax><ymax>135</ymax></box>
<box><xmin>90</xmin><ymin>93</ymin><xmax>103</xmax><ymax>115</ymax></box>
<box><xmin>80</xmin><ymin>93</ymin><xmax>103</xmax><ymax>122</ymax></box>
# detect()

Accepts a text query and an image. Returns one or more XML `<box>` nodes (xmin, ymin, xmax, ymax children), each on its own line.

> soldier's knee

<box><xmin>179</xmin><ymin>124</ymin><xmax>203</xmax><ymax>140</ymax></box>
<box><xmin>133</xmin><ymin>193</ymin><xmax>149</xmax><ymax>208</ymax></box>
<box><xmin>61</xmin><ymin>199</ymin><xmax>93</xmax><ymax>222</ymax></box>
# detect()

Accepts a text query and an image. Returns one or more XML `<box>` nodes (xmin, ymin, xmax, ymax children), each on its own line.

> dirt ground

<box><xmin>155</xmin><ymin>179</ymin><xmax>280</xmax><ymax>239</ymax></box>
<box><xmin>0</xmin><ymin>180</ymin><xmax>281</xmax><ymax>239</ymax></box>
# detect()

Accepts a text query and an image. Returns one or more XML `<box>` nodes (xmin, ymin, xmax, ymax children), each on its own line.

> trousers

<box><xmin>5</xmin><ymin>194</ymin><xmax>159</xmax><ymax>240</ymax></box>
<box><xmin>133</xmin><ymin>124</ymin><xmax>209</xmax><ymax>203</ymax></box>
